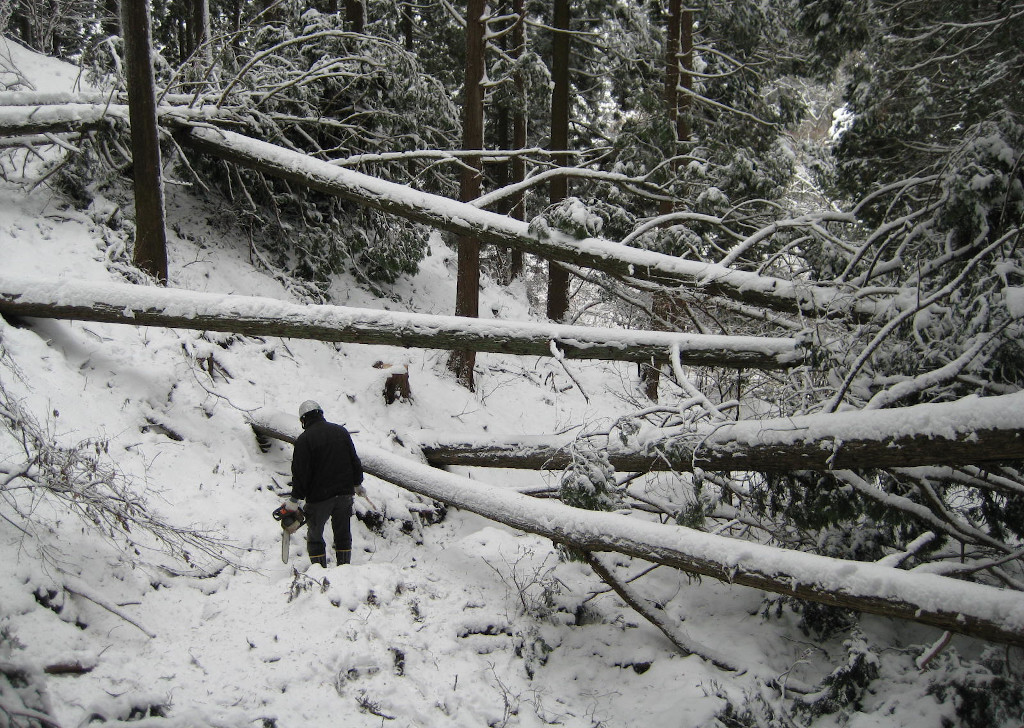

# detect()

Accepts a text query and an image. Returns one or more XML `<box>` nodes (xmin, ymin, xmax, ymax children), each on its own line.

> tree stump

<box><xmin>374</xmin><ymin>361</ymin><xmax>412</xmax><ymax>404</ymax></box>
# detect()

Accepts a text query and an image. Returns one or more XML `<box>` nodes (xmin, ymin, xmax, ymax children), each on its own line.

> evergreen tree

<box><xmin>727</xmin><ymin>0</ymin><xmax>1024</xmax><ymax>603</ymax></box>
<box><xmin>799</xmin><ymin>0</ymin><xmax>1024</xmax><ymax>403</ymax></box>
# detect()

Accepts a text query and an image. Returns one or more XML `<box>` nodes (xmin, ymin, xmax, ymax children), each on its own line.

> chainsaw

<box><xmin>272</xmin><ymin>503</ymin><xmax>306</xmax><ymax>564</ymax></box>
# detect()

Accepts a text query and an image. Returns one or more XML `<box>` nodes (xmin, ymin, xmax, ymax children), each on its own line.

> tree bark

<box><xmin>546</xmin><ymin>0</ymin><xmax>571</xmax><ymax>322</ymax></box>
<box><xmin>641</xmin><ymin>293</ymin><xmax>683</xmax><ymax>401</ymax></box>
<box><xmin>248</xmin><ymin>418</ymin><xmax>1024</xmax><ymax>648</ymax></box>
<box><xmin>0</xmin><ymin>275</ymin><xmax>804</xmax><ymax>368</ymax></box>
<box><xmin>188</xmin><ymin>0</ymin><xmax>212</xmax><ymax>64</ymax></box>
<box><xmin>642</xmin><ymin>2</ymin><xmax>693</xmax><ymax>402</ymax></box>
<box><xmin>120</xmin><ymin>0</ymin><xmax>168</xmax><ymax>284</ymax></box>
<box><xmin>508</xmin><ymin>0</ymin><xmax>526</xmax><ymax>280</ymax></box>
<box><xmin>448</xmin><ymin>0</ymin><xmax>487</xmax><ymax>390</ymax></box>
<box><xmin>415</xmin><ymin>392</ymin><xmax>1024</xmax><ymax>471</ymax></box>
<box><xmin>346</xmin><ymin>0</ymin><xmax>365</xmax><ymax>32</ymax></box>
<box><xmin>400</xmin><ymin>1</ymin><xmax>414</xmax><ymax>50</ymax></box>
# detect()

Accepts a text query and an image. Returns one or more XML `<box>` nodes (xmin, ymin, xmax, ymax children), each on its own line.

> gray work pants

<box><xmin>305</xmin><ymin>494</ymin><xmax>353</xmax><ymax>563</ymax></box>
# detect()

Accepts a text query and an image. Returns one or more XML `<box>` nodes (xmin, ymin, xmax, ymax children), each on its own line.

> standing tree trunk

<box><xmin>448</xmin><ymin>0</ymin><xmax>487</xmax><ymax>390</ymax></box>
<box><xmin>346</xmin><ymin>0</ymin><xmax>365</xmax><ymax>32</ymax></box>
<box><xmin>400</xmin><ymin>1</ymin><xmax>414</xmax><ymax>50</ymax></box>
<box><xmin>545</xmin><ymin>0</ymin><xmax>570</xmax><ymax>322</ymax></box>
<box><xmin>642</xmin><ymin>0</ymin><xmax>692</xmax><ymax>401</ymax></box>
<box><xmin>509</xmin><ymin>0</ymin><xmax>526</xmax><ymax>280</ymax></box>
<box><xmin>120</xmin><ymin>0</ymin><xmax>168</xmax><ymax>284</ymax></box>
<box><xmin>189</xmin><ymin>0</ymin><xmax>212</xmax><ymax>64</ymax></box>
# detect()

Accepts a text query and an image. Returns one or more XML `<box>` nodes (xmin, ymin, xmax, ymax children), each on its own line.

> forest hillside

<box><xmin>2</xmin><ymin>1</ymin><xmax>1024</xmax><ymax>724</ymax></box>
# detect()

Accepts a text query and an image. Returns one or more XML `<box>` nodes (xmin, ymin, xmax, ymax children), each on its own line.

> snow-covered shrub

<box><xmin>40</xmin><ymin>8</ymin><xmax>454</xmax><ymax>292</ymax></box>
<box><xmin>487</xmin><ymin>47</ymin><xmax>551</xmax><ymax>128</ymax></box>
<box><xmin>513</xmin><ymin>623</ymin><xmax>555</xmax><ymax>680</ymax></box>
<box><xmin>924</xmin><ymin>648</ymin><xmax>1024</xmax><ymax>728</ymax></box>
<box><xmin>937</xmin><ymin>114</ymin><xmax>1024</xmax><ymax>249</ymax></box>
<box><xmin>339</xmin><ymin>211</ymin><xmax>430</xmax><ymax>287</ymax></box>
<box><xmin>795</xmin><ymin>0</ymin><xmax>873</xmax><ymax>77</ymax></box>
<box><xmin>556</xmin><ymin>445</ymin><xmax>621</xmax><ymax>564</ymax></box>
<box><xmin>755</xmin><ymin>472</ymin><xmax>890</xmax><ymax>548</ymax></box>
<box><xmin>0</xmin><ymin>661</ymin><xmax>58</xmax><ymax>728</ymax></box>
<box><xmin>1</xmin><ymin>0</ymin><xmax>100</xmax><ymax>59</ymax></box>
<box><xmin>0</xmin><ymin>626</ymin><xmax>58</xmax><ymax>728</ymax></box>
<box><xmin>634</xmin><ymin>224</ymin><xmax>706</xmax><ymax>259</ymax></box>
<box><xmin>701</xmin><ymin>143</ymin><xmax>795</xmax><ymax>218</ymax></box>
<box><xmin>42</xmin><ymin>116</ymin><xmax>128</xmax><ymax>210</ymax></box>
<box><xmin>793</xmin><ymin>628</ymin><xmax>880</xmax><ymax>721</ymax></box>
<box><xmin>705</xmin><ymin>680</ymin><xmax>788</xmax><ymax>728</ymax></box>
<box><xmin>533</xmin><ymin>197</ymin><xmax>605</xmax><ymax>240</ymax></box>
<box><xmin>287</xmin><ymin>570</ymin><xmax>330</xmax><ymax>603</ymax></box>
<box><xmin>761</xmin><ymin>594</ymin><xmax>858</xmax><ymax>643</ymax></box>
<box><xmin>752</xmin><ymin>468</ymin><xmax>948</xmax><ymax>639</ymax></box>
<box><xmin>486</xmin><ymin>548</ymin><xmax>562</xmax><ymax>622</ymax></box>
<box><xmin>559</xmin><ymin>445</ymin><xmax>620</xmax><ymax>514</ymax></box>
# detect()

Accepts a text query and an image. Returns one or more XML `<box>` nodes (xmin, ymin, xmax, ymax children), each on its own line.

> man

<box><xmin>282</xmin><ymin>400</ymin><xmax>363</xmax><ymax>567</ymax></box>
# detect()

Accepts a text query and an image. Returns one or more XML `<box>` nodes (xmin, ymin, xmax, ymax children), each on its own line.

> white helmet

<box><xmin>298</xmin><ymin>400</ymin><xmax>322</xmax><ymax>418</ymax></box>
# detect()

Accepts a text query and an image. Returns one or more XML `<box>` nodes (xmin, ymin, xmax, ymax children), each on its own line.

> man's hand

<box><xmin>354</xmin><ymin>485</ymin><xmax>377</xmax><ymax>510</ymax></box>
<box><xmin>282</xmin><ymin>498</ymin><xmax>302</xmax><ymax>513</ymax></box>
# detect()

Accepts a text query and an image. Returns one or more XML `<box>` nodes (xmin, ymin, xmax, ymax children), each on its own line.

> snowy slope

<box><xmin>0</xmin><ymin>36</ymin><xmax>1013</xmax><ymax>728</ymax></box>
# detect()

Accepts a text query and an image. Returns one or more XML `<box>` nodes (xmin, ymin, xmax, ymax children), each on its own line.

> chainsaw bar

<box><xmin>272</xmin><ymin>505</ymin><xmax>305</xmax><ymax>564</ymax></box>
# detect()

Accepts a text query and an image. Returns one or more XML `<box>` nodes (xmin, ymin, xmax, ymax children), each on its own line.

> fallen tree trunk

<box><xmin>0</xmin><ymin>275</ymin><xmax>805</xmax><ymax>368</ymax></box>
<box><xmin>172</xmin><ymin>123</ymin><xmax>879</xmax><ymax>321</ymax></box>
<box><xmin>0</xmin><ymin>91</ymin><xmax>220</xmax><ymax>107</ymax></box>
<box><xmin>0</xmin><ymin>100</ymin><xmax>232</xmax><ymax>139</ymax></box>
<box><xmin>0</xmin><ymin>99</ymin><xmax>881</xmax><ymax>321</ymax></box>
<box><xmin>414</xmin><ymin>391</ymin><xmax>1024</xmax><ymax>472</ymax></box>
<box><xmin>248</xmin><ymin>415</ymin><xmax>1024</xmax><ymax>647</ymax></box>
<box><xmin>0</xmin><ymin>102</ymin><xmax>123</xmax><ymax>136</ymax></box>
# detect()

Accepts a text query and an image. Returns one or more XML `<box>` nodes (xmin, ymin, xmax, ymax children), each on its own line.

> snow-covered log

<box><xmin>0</xmin><ymin>99</ymin><xmax>234</xmax><ymax>138</ymax></box>
<box><xmin>172</xmin><ymin>123</ymin><xmax>880</xmax><ymax>320</ymax></box>
<box><xmin>0</xmin><ymin>91</ymin><xmax>126</xmax><ymax>106</ymax></box>
<box><xmin>248</xmin><ymin>416</ymin><xmax>1024</xmax><ymax>648</ymax></box>
<box><xmin>0</xmin><ymin>275</ymin><xmax>806</xmax><ymax>368</ymax></box>
<box><xmin>0</xmin><ymin>91</ymin><xmax>219</xmax><ymax>108</ymax></box>
<box><xmin>415</xmin><ymin>392</ymin><xmax>1024</xmax><ymax>471</ymax></box>
<box><xmin>0</xmin><ymin>102</ymin><xmax>124</xmax><ymax>136</ymax></box>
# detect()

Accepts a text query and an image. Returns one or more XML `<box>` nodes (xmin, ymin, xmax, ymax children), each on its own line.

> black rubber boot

<box><xmin>310</xmin><ymin>553</ymin><xmax>327</xmax><ymax>568</ymax></box>
<box><xmin>335</xmin><ymin>549</ymin><xmax>351</xmax><ymax>566</ymax></box>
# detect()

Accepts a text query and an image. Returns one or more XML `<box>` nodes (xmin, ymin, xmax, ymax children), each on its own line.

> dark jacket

<box><xmin>290</xmin><ymin>414</ymin><xmax>363</xmax><ymax>504</ymax></box>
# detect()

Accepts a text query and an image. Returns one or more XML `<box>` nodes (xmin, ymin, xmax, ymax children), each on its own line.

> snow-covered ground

<box><xmin>0</xmin><ymin>36</ymin><xmax>1016</xmax><ymax>728</ymax></box>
